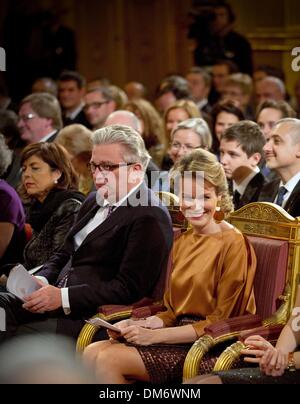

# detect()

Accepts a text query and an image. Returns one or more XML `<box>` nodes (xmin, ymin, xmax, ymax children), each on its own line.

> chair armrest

<box><xmin>239</xmin><ymin>323</ymin><xmax>284</xmax><ymax>343</ymax></box>
<box><xmin>212</xmin><ymin>323</ymin><xmax>285</xmax><ymax>372</ymax></box>
<box><xmin>182</xmin><ymin>314</ymin><xmax>262</xmax><ymax>381</ymax></box>
<box><xmin>76</xmin><ymin>298</ymin><xmax>162</xmax><ymax>352</ymax></box>
<box><xmin>204</xmin><ymin>314</ymin><xmax>262</xmax><ymax>341</ymax></box>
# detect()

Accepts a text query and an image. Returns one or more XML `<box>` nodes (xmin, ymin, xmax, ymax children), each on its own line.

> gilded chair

<box><xmin>76</xmin><ymin>191</ymin><xmax>186</xmax><ymax>352</ymax></box>
<box><xmin>183</xmin><ymin>202</ymin><xmax>300</xmax><ymax>381</ymax></box>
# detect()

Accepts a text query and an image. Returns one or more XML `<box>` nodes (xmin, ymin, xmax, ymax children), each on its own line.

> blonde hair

<box><xmin>55</xmin><ymin>124</ymin><xmax>93</xmax><ymax>158</ymax></box>
<box><xmin>172</xmin><ymin>148</ymin><xmax>233</xmax><ymax>215</ymax></box>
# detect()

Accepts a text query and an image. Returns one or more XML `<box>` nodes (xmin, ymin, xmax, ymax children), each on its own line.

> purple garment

<box><xmin>0</xmin><ymin>180</ymin><xmax>24</xmax><ymax>228</ymax></box>
<box><xmin>0</xmin><ymin>179</ymin><xmax>25</xmax><ymax>271</ymax></box>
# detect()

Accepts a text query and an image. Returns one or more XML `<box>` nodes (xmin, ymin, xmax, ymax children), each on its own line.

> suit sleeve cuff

<box><xmin>61</xmin><ymin>288</ymin><xmax>71</xmax><ymax>315</ymax></box>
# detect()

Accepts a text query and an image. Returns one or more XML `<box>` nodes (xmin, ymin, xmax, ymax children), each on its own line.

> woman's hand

<box><xmin>240</xmin><ymin>335</ymin><xmax>273</xmax><ymax>364</ymax></box>
<box><xmin>107</xmin><ymin>316</ymin><xmax>163</xmax><ymax>343</ymax></box>
<box><xmin>241</xmin><ymin>335</ymin><xmax>288</xmax><ymax>376</ymax></box>
<box><xmin>260</xmin><ymin>347</ymin><xmax>287</xmax><ymax>376</ymax></box>
<box><xmin>121</xmin><ymin>325</ymin><xmax>156</xmax><ymax>346</ymax></box>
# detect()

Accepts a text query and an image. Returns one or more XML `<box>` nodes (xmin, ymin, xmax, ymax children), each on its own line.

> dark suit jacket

<box><xmin>63</xmin><ymin>109</ymin><xmax>91</xmax><ymax>129</ymax></box>
<box><xmin>233</xmin><ymin>172</ymin><xmax>266</xmax><ymax>210</ymax></box>
<box><xmin>38</xmin><ymin>183</ymin><xmax>173</xmax><ymax>337</ymax></box>
<box><xmin>46</xmin><ymin>130</ymin><xmax>59</xmax><ymax>143</ymax></box>
<box><xmin>259</xmin><ymin>178</ymin><xmax>300</xmax><ymax>218</ymax></box>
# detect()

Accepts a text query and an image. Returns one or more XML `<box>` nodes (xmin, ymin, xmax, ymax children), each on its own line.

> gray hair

<box><xmin>92</xmin><ymin>124</ymin><xmax>151</xmax><ymax>170</ymax></box>
<box><xmin>171</xmin><ymin>118</ymin><xmax>212</xmax><ymax>150</ymax></box>
<box><xmin>0</xmin><ymin>133</ymin><xmax>13</xmax><ymax>177</ymax></box>
<box><xmin>264</xmin><ymin>76</ymin><xmax>286</xmax><ymax>96</ymax></box>
<box><xmin>275</xmin><ymin>118</ymin><xmax>300</xmax><ymax>144</ymax></box>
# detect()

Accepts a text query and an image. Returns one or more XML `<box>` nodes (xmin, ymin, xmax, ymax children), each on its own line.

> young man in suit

<box><xmin>220</xmin><ymin>120</ymin><xmax>266</xmax><ymax>210</ymax></box>
<box><xmin>259</xmin><ymin>118</ymin><xmax>300</xmax><ymax>217</ymax></box>
<box><xmin>0</xmin><ymin>125</ymin><xmax>173</xmax><ymax>341</ymax></box>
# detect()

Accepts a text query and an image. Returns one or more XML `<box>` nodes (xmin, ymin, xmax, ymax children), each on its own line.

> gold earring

<box><xmin>213</xmin><ymin>201</ymin><xmax>225</xmax><ymax>223</ymax></box>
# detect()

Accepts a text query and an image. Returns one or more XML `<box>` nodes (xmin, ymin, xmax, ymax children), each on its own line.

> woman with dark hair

<box><xmin>20</xmin><ymin>142</ymin><xmax>84</xmax><ymax>268</ymax></box>
<box><xmin>0</xmin><ymin>134</ymin><xmax>25</xmax><ymax>275</ymax></box>
<box><xmin>211</xmin><ymin>100</ymin><xmax>245</xmax><ymax>156</ymax></box>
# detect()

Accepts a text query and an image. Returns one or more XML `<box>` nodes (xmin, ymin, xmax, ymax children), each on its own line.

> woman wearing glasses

<box><xmin>154</xmin><ymin>118</ymin><xmax>212</xmax><ymax>192</ymax></box>
<box><xmin>20</xmin><ymin>142</ymin><xmax>84</xmax><ymax>269</ymax></box>
<box><xmin>83</xmin><ymin>148</ymin><xmax>257</xmax><ymax>384</ymax></box>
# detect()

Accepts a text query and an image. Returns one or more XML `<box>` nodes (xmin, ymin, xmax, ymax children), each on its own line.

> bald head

<box><xmin>275</xmin><ymin>118</ymin><xmax>300</xmax><ymax>144</ymax></box>
<box><xmin>124</xmin><ymin>81</ymin><xmax>145</xmax><ymax>100</ymax></box>
<box><xmin>104</xmin><ymin>110</ymin><xmax>142</xmax><ymax>132</ymax></box>
<box><xmin>256</xmin><ymin>76</ymin><xmax>286</xmax><ymax>104</ymax></box>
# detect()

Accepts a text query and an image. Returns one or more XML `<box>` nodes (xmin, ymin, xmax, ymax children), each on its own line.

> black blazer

<box><xmin>259</xmin><ymin>178</ymin><xmax>300</xmax><ymax>217</ymax></box>
<box><xmin>234</xmin><ymin>172</ymin><xmax>266</xmax><ymax>210</ymax></box>
<box><xmin>38</xmin><ymin>184</ymin><xmax>173</xmax><ymax>336</ymax></box>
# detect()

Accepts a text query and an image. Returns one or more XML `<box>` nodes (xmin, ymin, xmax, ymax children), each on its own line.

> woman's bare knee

<box><xmin>83</xmin><ymin>340</ymin><xmax>114</xmax><ymax>367</ymax></box>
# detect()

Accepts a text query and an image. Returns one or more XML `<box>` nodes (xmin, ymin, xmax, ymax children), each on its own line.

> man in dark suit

<box><xmin>259</xmin><ymin>118</ymin><xmax>300</xmax><ymax>217</ymax></box>
<box><xmin>220</xmin><ymin>121</ymin><xmax>266</xmax><ymax>210</ymax></box>
<box><xmin>0</xmin><ymin>125</ymin><xmax>173</xmax><ymax>341</ymax></box>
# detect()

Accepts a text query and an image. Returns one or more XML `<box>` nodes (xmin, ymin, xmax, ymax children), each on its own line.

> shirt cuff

<box><xmin>35</xmin><ymin>276</ymin><xmax>49</xmax><ymax>285</ymax></box>
<box><xmin>61</xmin><ymin>288</ymin><xmax>71</xmax><ymax>315</ymax></box>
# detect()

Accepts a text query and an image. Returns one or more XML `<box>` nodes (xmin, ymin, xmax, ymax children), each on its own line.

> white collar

<box><xmin>233</xmin><ymin>166</ymin><xmax>260</xmax><ymax>196</ymax></box>
<box><xmin>65</xmin><ymin>102</ymin><xmax>85</xmax><ymax>120</ymax></box>
<box><xmin>101</xmin><ymin>181</ymin><xmax>143</xmax><ymax>209</ymax></box>
<box><xmin>279</xmin><ymin>171</ymin><xmax>300</xmax><ymax>193</ymax></box>
<box><xmin>39</xmin><ymin>130</ymin><xmax>57</xmax><ymax>142</ymax></box>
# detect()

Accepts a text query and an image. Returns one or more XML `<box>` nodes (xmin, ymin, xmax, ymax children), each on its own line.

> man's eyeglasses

<box><xmin>83</xmin><ymin>101</ymin><xmax>108</xmax><ymax>110</ymax></box>
<box><xmin>19</xmin><ymin>113</ymin><xmax>37</xmax><ymax>122</ymax></box>
<box><xmin>87</xmin><ymin>162</ymin><xmax>136</xmax><ymax>174</ymax></box>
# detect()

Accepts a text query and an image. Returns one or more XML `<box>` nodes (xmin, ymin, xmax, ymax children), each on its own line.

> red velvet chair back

<box><xmin>247</xmin><ymin>236</ymin><xmax>288</xmax><ymax>319</ymax></box>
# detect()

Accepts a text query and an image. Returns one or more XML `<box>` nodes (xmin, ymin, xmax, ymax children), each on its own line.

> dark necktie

<box><xmin>233</xmin><ymin>190</ymin><xmax>241</xmax><ymax>208</ymax></box>
<box><xmin>107</xmin><ymin>205</ymin><xmax>116</xmax><ymax>217</ymax></box>
<box><xmin>56</xmin><ymin>259</ymin><xmax>72</xmax><ymax>288</ymax></box>
<box><xmin>276</xmin><ymin>186</ymin><xmax>287</xmax><ymax>207</ymax></box>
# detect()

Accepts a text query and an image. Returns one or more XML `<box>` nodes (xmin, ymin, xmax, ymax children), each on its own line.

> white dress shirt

<box><xmin>61</xmin><ymin>182</ymin><xmax>143</xmax><ymax>314</ymax></box>
<box><xmin>233</xmin><ymin>166</ymin><xmax>260</xmax><ymax>197</ymax></box>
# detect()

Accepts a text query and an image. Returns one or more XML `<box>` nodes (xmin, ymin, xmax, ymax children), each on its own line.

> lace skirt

<box><xmin>214</xmin><ymin>367</ymin><xmax>300</xmax><ymax>384</ymax></box>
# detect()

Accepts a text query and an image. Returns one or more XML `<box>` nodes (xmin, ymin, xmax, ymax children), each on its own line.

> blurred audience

<box><xmin>256</xmin><ymin>100</ymin><xmax>296</xmax><ymax>140</ymax></box>
<box><xmin>57</xmin><ymin>70</ymin><xmax>90</xmax><ymax>128</ymax></box>
<box><xmin>55</xmin><ymin>124</ymin><xmax>94</xmax><ymax>195</ymax></box>
<box><xmin>125</xmin><ymin>99</ymin><xmax>165</xmax><ymax>167</ymax></box>
<box><xmin>18</xmin><ymin>93</ymin><xmax>62</xmax><ymax>145</ymax></box>
<box><xmin>211</xmin><ymin>100</ymin><xmax>245</xmax><ymax>156</ymax></box>
<box><xmin>83</xmin><ymin>86</ymin><xmax>116</xmax><ymax>130</ymax></box>
<box><xmin>124</xmin><ymin>81</ymin><xmax>146</xmax><ymax>101</ymax></box>
<box><xmin>155</xmin><ymin>75</ymin><xmax>191</xmax><ymax>115</ymax></box>
<box><xmin>255</xmin><ymin>76</ymin><xmax>286</xmax><ymax>105</ymax></box>
<box><xmin>31</xmin><ymin>77</ymin><xmax>58</xmax><ymax>97</ymax></box>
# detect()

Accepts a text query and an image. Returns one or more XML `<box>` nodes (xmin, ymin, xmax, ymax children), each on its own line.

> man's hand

<box><xmin>23</xmin><ymin>284</ymin><xmax>62</xmax><ymax>313</ymax></box>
